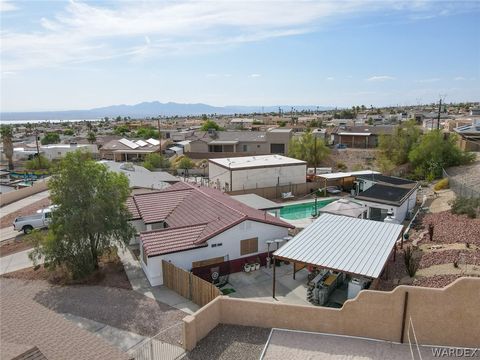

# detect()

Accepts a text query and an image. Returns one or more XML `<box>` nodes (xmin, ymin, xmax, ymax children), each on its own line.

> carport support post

<box><xmin>272</xmin><ymin>257</ymin><xmax>276</xmax><ymax>299</ymax></box>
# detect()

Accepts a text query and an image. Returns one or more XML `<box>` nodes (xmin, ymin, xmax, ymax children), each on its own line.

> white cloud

<box><xmin>326</xmin><ymin>76</ymin><xmax>335</xmax><ymax>81</ymax></box>
<box><xmin>416</xmin><ymin>78</ymin><xmax>441</xmax><ymax>83</ymax></box>
<box><xmin>248</xmin><ymin>74</ymin><xmax>261</xmax><ymax>78</ymax></box>
<box><xmin>454</xmin><ymin>76</ymin><xmax>466</xmax><ymax>81</ymax></box>
<box><xmin>366</xmin><ymin>75</ymin><xmax>396</xmax><ymax>82</ymax></box>
<box><xmin>0</xmin><ymin>0</ymin><xmax>17</xmax><ymax>12</ymax></box>
<box><xmin>1</xmin><ymin>0</ymin><xmax>473</xmax><ymax>72</ymax></box>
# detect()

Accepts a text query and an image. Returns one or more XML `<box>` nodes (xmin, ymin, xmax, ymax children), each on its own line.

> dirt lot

<box><xmin>0</xmin><ymin>197</ymin><xmax>51</xmax><ymax>229</ymax></box>
<box><xmin>322</xmin><ymin>148</ymin><xmax>379</xmax><ymax>171</ymax></box>
<box><xmin>1</xmin><ymin>254</ymin><xmax>132</xmax><ymax>290</ymax></box>
<box><xmin>0</xmin><ymin>236</ymin><xmax>32</xmax><ymax>257</ymax></box>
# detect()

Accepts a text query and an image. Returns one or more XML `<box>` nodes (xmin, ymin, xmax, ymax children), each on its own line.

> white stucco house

<box><xmin>208</xmin><ymin>154</ymin><xmax>307</xmax><ymax>192</ymax></box>
<box><xmin>354</xmin><ymin>174</ymin><xmax>418</xmax><ymax>223</ymax></box>
<box><xmin>127</xmin><ymin>182</ymin><xmax>293</xmax><ymax>286</ymax></box>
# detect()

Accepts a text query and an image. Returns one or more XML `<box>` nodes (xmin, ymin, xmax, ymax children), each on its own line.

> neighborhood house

<box><xmin>208</xmin><ymin>154</ymin><xmax>307</xmax><ymax>192</ymax></box>
<box><xmin>127</xmin><ymin>182</ymin><xmax>293</xmax><ymax>286</ymax></box>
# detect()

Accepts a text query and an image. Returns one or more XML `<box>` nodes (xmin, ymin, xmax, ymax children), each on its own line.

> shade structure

<box><xmin>273</xmin><ymin>213</ymin><xmax>403</xmax><ymax>279</ymax></box>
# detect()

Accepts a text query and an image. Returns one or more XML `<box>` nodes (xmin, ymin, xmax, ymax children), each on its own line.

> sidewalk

<box><xmin>0</xmin><ymin>248</ymin><xmax>41</xmax><ymax>275</ymax></box>
<box><xmin>118</xmin><ymin>247</ymin><xmax>199</xmax><ymax>315</ymax></box>
<box><xmin>0</xmin><ymin>191</ymin><xmax>50</xmax><ymax>217</ymax></box>
<box><xmin>0</xmin><ymin>227</ymin><xmax>21</xmax><ymax>242</ymax></box>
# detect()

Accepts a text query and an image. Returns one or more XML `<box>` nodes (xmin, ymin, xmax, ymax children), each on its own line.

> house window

<box><xmin>142</xmin><ymin>244</ymin><xmax>148</xmax><ymax>265</ymax></box>
<box><xmin>270</xmin><ymin>144</ymin><xmax>285</xmax><ymax>154</ymax></box>
<box><xmin>240</xmin><ymin>237</ymin><xmax>258</xmax><ymax>256</ymax></box>
<box><xmin>209</xmin><ymin>145</ymin><xmax>223</xmax><ymax>152</ymax></box>
<box><xmin>242</xmin><ymin>145</ymin><xmax>248</xmax><ymax>152</ymax></box>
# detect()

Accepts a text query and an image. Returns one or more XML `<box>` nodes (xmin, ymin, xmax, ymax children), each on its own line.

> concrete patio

<box><xmin>225</xmin><ymin>262</ymin><xmax>311</xmax><ymax>306</ymax></box>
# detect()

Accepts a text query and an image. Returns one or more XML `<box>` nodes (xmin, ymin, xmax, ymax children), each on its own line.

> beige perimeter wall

<box><xmin>0</xmin><ymin>178</ymin><xmax>49</xmax><ymax>207</ymax></box>
<box><xmin>183</xmin><ymin>277</ymin><xmax>480</xmax><ymax>351</ymax></box>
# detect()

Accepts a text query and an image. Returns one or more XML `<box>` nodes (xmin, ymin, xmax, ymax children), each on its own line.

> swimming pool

<box><xmin>277</xmin><ymin>199</ymin><xmax>336</xmax><ymax>220</ymax></box>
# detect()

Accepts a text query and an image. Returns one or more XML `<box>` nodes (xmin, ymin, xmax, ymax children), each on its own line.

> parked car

<box><xmin>335</xmin><ymin>144</ymin><xmax>348</xmax><ymax>149</ymax></box>
<box><xmin>13</xmin><ymin>210</ymin><xmax>52</xmax><ymax>234</ymax></box>
<box><xmin>326</xmin><ymin>186</ymin><xmax>342</xmax><ymax>194</ymax></box>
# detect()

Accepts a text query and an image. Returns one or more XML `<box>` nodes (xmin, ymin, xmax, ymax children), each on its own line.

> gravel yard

<box><xmin>184</xmin><ymin>324</ymin><xmax>270</xmax><ymax>360</ymax></box>
<box><xmin>412</xmin><ymin>211</ymin><xmax>480</xmax><ymax>246</ymax></box>
<box><xmin>407</xmin><ymin>210</ymin><xmax>480</xmax><ymax>288</ymax></box>
<box><xmin>413</xmin><ymin>274</ymin><xmax>478</xmax><ymax>288</ymax></box>
<box><xmin>1</xmin><ymin>278</ymin><xmax>186</xmax><ymax>345</ymax></box>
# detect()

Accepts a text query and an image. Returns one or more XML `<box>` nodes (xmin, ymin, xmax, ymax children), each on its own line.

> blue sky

<box><xmin>1</xmin><ymin>0</ymin><xmax>479</xmax><ymax>111</ymax></box>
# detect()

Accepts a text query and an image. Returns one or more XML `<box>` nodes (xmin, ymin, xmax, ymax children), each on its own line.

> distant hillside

<box><xmin>0</xmin><ymin>101</ymin><xmax>332</xmax><ymax>121</ymax></box>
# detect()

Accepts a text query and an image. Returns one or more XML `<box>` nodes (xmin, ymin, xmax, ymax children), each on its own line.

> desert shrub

<box><xmin>434</xmin><ymin>178</ymin><xmax>449</xmax><ymax>191</ymax></box>
<box><xmin>336</xmin><ymin>162</ymin><xmax>347</xmax><ymax>171</ymax></box>
<box><xmin>404</xmin><ymin>246</ymin><xmax>420</xmax><ymax>277</ymax></box>
<box><xmin>450</xmin><ymin>197</ymin><xmax>480</xmax><ymax>219</ymax></box>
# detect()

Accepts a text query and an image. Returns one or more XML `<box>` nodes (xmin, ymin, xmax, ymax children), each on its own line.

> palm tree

<box><xmin>1</xmin><ymin>125</ymin><xmax>14</xmax><ymax>170</ymax></box>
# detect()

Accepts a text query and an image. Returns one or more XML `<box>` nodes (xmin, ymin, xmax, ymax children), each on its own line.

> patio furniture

<box><xmin>281</xmin><ymin>192</ymin><xmax>294</xmax><ymax>199</ymax></box>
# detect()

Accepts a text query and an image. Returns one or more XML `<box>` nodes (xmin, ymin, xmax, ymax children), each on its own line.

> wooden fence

<box><xmin>162</xmin><ymin>260</ymin><xmax>222</xmax><ymax>307</ymax></box>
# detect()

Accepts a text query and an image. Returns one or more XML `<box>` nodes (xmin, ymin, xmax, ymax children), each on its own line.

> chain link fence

<box><xmin>128</xmin><ymin>323</ymin><xmax>185</xmax><ymax>360</ymax></box>
<box><xmin>443</xmin><ymin>168</ymin><xmax>480</xmax><ymax>198</ymax></box>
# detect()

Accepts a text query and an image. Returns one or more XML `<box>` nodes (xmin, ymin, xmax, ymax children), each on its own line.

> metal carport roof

<box><xmin>273</xmin><ymin>213</ymin><xmax>403</xmax><ymax>278</ymax></box>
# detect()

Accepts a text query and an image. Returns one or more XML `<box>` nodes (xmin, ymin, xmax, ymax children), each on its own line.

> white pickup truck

<box><xmin>13</xmin><ymin>209</ymin><xmax>52</xmax><ymax>234</ymax></box>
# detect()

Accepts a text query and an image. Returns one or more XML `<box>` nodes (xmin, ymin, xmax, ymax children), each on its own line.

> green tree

<box><xmin>87</xmin><ymin>131</ymin><xmax>96</xmax><ymax>144</ymax></box>
<box><xmin>143</xmin><ymin>153</ymin><xmax>170</xmax><ymax>170</ymax></box>
<box><xmin>378</xmin><ymin>120</ymin><xmax>421</xmax><ymax>166</ymax></box>
<box><xmin>201</xmin><ymin>119</ymin><xmax>222</xmax><ymax>131</ymax></box>
<box><xmin>177</xmin><ymin>156</ymin><xmax>194</xmax><ymax>176</ymax></box>
<box><xmin>136</xmin><ymin>127</ymin><xmax>159</xmax><ymax>139</ymax></box>
<box><xmin>0</xmin><ymin>125</ymin><xmax>14</xmax><ymax>170</ymax></box>
<box><xmin>41</xmin><ymin>132</ymin><xmax>61</xmax><ymax>145</ymax></box>
<box><xmin>408</xmin><ymin>131</ymin><xmax>475</xmax><ymax>180</ymax></box>
<box><xmin>29</xmin><ymin>151</ymin><xmax>135</xmax><ymax>279</ymax></box>
<box><xmin>26</xmin><ymin>155</ymin><xmax>51</xmax><ymax>170</ymax></box>
<box><xmin>288</xmin><ymin>132</ymin><xmax>330</xmax><ymax>167</ymax></box>
<box><xmin>114</xmin><ymin>125</ymin><xmax>130</xmax><ymax>136</ymax></box>
<box><xmin>63</xmin><ymin>129</ymin><xmax>75</xmax><ymax>136</ymax></box>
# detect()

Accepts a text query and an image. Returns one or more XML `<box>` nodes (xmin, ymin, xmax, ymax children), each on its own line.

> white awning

<box><xmin>318</xmin><ymin>170</ymin><xmax>380</xmax><ymax>180</ymax></box>
<box><xmin>273</xmin><ymin>213</ymin><xmax>402</xmax><ymax>278</ymax></box>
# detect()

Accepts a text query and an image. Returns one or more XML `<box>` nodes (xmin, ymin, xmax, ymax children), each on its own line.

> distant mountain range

<box><xmin>1</xmin><ymin>101</ymin><xmax>333</xmax><ymax>121</ymax></box>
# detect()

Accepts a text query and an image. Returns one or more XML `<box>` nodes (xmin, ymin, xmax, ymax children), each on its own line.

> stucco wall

<box><xmin>183</xmin><ymin>277</ymin><xmax>480</xmax><ymax>351</ymax></box>
<box><xmin>209</xmin><ymin>163</ymin><xmax>306</xmax><ymax>192</ymax></box>
<box><xmin>144</xmin><ymin>220</ymin><xmax>289</xmax><ymax>286</ymax></box>
<box><xmin>0</xmin><ymin>178</ymin><xmax>49</xmax><ymax>207</ymax></box>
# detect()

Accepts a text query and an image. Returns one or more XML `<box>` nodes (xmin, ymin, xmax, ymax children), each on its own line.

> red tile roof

<box><xmin>126</xmin><ymin>197</ymin><xmax>141</xmax><ymax>219</ymax></box>
<box><xmin>133</xmin><ymin>182</ymin><xmax>293</xmax><ymax>256</ymax></box>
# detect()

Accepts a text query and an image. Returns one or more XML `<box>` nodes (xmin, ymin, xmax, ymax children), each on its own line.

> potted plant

<box><xmin>255</xmin><ymin>257</ymin><xmax>261</xmax><ymax>270</ymax></box>
<box><xmin>244</xmin><ymin>263</ymin><xmax>251</xmax><ymax>272</ymax></box>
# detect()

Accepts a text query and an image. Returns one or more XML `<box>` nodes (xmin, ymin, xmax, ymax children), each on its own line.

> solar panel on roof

<box><xmin>146</xmin><ymin>138</ymin><xmax>160</xmax><ymax>146</ymax></box>
<box><xmin>119</xmin><ymin>138</ymin><xmax>140</xmax><ymax>149</ymax></box>
<box><xmin>136</xmin><ymin>140</ymin><xmax>148</xmax><ymax>147</ymax></box>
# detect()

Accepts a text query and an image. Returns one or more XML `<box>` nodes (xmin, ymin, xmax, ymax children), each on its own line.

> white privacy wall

<box><xmin>142</xmin><ymin>219</ymin><xmax>289</xmax><ymax>286</ymax></box>
<box><xmin>209</xmin><ymin>163</ymin><xmax>306</xmax><ymax>191</ymax></box>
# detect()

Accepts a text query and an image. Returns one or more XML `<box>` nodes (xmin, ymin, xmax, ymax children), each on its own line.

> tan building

<box><xmin>186</xmin><ymin>129</ymin><xmax>292</xmax><ymax>158</ymax></box>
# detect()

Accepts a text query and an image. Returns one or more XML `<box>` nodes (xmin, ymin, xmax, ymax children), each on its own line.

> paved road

<box><xmin>0</xmin><ymin>248</ymin><xmax>41</xmax><ymax>275</ymax></box>
<box><xmin>0</xmin><ymin>191</ymin><xmax>50</xmax><ymax>217</ymax></box>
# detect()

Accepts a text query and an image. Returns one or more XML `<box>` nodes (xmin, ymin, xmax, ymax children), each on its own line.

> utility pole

<box><xmin>437</xmin><ymin>98</ymin><xmax>442</xmax><ymax>130</ymax></box>
<box><xmin>157</xmin><ymin>117</ymin><xmax>162</xmax><ymax>150</ymax></box>
<box><xmin>35</xmin><ymin>128</ymin><xmax>40</xmax><ymax>157</ymax></box>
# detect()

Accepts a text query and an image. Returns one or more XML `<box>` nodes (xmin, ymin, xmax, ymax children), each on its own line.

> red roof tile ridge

<box><xmin>141</xmin><ymin>222</ymin><xmax>208</xmax><ymax>235</ymax></box>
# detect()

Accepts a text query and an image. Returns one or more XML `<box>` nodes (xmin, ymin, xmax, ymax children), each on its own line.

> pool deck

<box><xmin>279</xmin><ymin>196</ymin><xmax>339</xmax><ymax>206</ymax></box>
